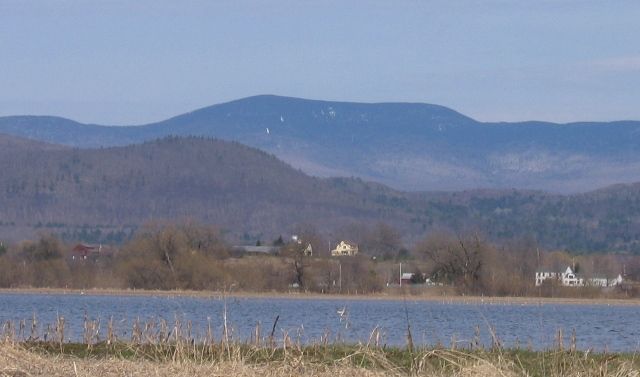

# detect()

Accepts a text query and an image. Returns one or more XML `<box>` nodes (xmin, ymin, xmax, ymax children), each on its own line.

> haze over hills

<box><xmin>1</xmin><ymin>133</ymin><xmax>640</xmax><ymax>253</ymax></box>
<box><xmin>2</xmin><ymin>95</ymin><xmax>640</xmax><ymax>192</ymax></box>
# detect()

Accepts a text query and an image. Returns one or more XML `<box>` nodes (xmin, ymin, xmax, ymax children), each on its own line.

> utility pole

<box><xmin>339</xmin><ymin>262</ymin><xmax>342</xmax><ymax>293</ymax></box>
<box><xmin>399</xmin><ymin>262</ymin><xmax>402</xmax><ymax>288</ymax></box>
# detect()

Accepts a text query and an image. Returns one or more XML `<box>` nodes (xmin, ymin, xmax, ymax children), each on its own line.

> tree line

<box><xmin>0</xmin><ymin>221</ymin><xmax>639</xmax><ymax>298</ymax></box>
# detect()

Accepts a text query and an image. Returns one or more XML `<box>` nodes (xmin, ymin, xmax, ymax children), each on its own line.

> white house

<box><xmin>535</xmin><ymin>266</ymin><xmax>622</xmax><ymax>287</ymax></box>
<box><xmin>562</xmin><ymin>266</ymin><xmax>584</xmax><ymax>286</ymax></box>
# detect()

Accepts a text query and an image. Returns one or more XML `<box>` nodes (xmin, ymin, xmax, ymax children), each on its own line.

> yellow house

<box><xmin>331</xmin><ymin>241</ymin><xmax>359</xmax><ymax>256</ymax></box>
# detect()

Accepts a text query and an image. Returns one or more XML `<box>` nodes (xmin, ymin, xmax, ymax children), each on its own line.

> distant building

<box><xmin>586</xmin><ymin>274</ymin><xmax>623</xmax><ymax>287</ymax></box>
<box><xmin>535</xmin><ymin>266</ymin><xmax>622</xmax><ymax>287</ymax></box>
<box><xmin>71</xmin><ymin>243</ymin><xmax>102</xmax><ymax>260</ymax></box>
<box><xmin>396</xmin><ymin>272</ymin><xmax>433</xmax><ymax>286</ymax></box>
<box><xmin>70</xmin><ymin>243</ymin><xmax>112</xmax><ymax>261</ymax></box>
<box><xmin>331</xmin><ymin>240</ymin><xmax>358</xmax><ymax>256</ymax></box>
<box><xmin>303</xmin><ymin>243</ymin><xmax>313</xmax><ymax>256</ymax></box>
<box><xmin>401</xmin><ymin>272</ymin><xmax>415</xmax><ymax>285</ymax></box>
<box><xmin>535</xmin><ymin>270</ymin><xmax>558</xmax><ymax>286</ymax></box>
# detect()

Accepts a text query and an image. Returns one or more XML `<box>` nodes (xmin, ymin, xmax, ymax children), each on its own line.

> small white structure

<box><xmin>303</xmin><ymin>243</ymin><xmax>313</xmax><ymax>257</ymax></box>
<box><xmin>535</xmin><ymin>270</ymin><xmax>559</xmax><ymax>286</ymax></box>
<box><xmin>536</xmin><ymin>266</ymin><xmax>622</xmax><ymax>287</ymax></box>
<box><xmin>586</xmin><ymin>274</ymin><xmax>623</xmax><ymax>287</ymax></box>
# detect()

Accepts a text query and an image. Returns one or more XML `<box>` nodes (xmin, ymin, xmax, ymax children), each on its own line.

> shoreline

<box><xmin>1</xmin><ymin>287</ymin><xmax>640</xmax><ymax>306</ymax></box>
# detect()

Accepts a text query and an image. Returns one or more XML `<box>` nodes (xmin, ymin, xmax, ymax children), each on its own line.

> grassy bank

<box><xmin>1</xmin><ymin>341</ymin><xmax>638</xmax><ymax>377</ymax></box>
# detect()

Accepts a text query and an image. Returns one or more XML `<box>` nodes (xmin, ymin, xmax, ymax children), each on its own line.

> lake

<box><xmin>0</xmin><ymin>293</ymin><xmax>639</xmax><ymax>352</ymax></box>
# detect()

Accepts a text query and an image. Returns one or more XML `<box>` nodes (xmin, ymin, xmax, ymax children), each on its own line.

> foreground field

<box><xmin>0</xmin><ymin>342</ymin><xmax>639</xmax><ymax>377</ymax></box>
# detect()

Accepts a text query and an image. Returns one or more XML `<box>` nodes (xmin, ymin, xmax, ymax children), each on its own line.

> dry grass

<box><xmin>0</xmin><ymin>343</ymin><xmax>392</xmax><ymax>377</ymax></box>
<box><xmin>2</xmin><ymin>343</ymin><xmax>640</xmax><ymax>377</ymax></box>
<box><xmin>0</xmin><ymin>343</ymin><xmax>508</xmax><ymax>377</ymax></box>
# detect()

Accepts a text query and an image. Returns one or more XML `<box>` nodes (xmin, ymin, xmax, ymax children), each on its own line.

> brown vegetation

<box><xmin>0</xmin><ymin>222</ymin><xmax>639</xmax><ymax>298</ymax></box>
<box><xmin>1</xmin><ymin>328</ymin><xmax>639</xmax><ymax>377</ymax></box>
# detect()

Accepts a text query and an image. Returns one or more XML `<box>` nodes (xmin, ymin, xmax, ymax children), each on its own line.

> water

<box><xmin>0</xmin><ymin>293</ymin><xmax>639</xmax><ymax>352</ymax></box>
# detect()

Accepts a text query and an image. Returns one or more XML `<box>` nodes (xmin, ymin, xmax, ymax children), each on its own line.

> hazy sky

<box><xmin>1</xmin><ymin>1</ymin><xmax>639</xmax><ymax>125</ymax></box>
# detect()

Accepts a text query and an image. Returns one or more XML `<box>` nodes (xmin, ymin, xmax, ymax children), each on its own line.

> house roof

<box><xmin>338</xmin><ymin>240</ymin><xmax>358</xmax><ymax>247</ymax></box>
<box><xmin>72</xmin><ymin>243</ymin><xmax>97</xmax><ymax>252</ymax></box>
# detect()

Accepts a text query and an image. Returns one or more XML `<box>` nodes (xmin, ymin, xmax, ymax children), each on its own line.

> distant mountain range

<box><xmin>1</xmin><ymin>133</ymin><xmax>640</xmax><ymax>253</ymax></box>
<box><xmin>3</xmin><ymin>95</ymin><xmax>640</xmax><ymax>192</ymax></box>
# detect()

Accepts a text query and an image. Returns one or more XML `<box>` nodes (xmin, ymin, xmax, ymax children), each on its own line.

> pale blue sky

<box><xmin>1</xmin><ymin>1</ymin><xmax>639</xmax><ymax>124</ymax></box>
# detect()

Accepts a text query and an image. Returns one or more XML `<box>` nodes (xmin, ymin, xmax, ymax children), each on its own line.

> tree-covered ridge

<box><xmin>1</xmin><ymin>134</ymin><xmax>640</xmax><ymax>253</ymax></box>
<box><xmin>0</xmin><ymin>135</ymin><xmax>415</xmax><ymax>243</ymax></box>
<box><xmin>413</xmin><ymin>188</ymin><xmax>640</xmax><ymax>253</ymax></box>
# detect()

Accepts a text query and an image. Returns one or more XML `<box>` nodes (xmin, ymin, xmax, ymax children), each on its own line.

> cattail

<box><xmin>19</xmin><ymin>319</ymin><xmax>25</xmax><ymax>341</ymax></box>
<box><xmin>556</xmin><ymin>328</ymin><xmax>564</xmax><ymax>351</ymax></box>
<box><xmin>473</xmin><ymin>325</ymin><xmax>481</xmax><ymax>350</ymax></box>
<box><xmin>107</xmin><ymin>316</ymin><xmax>115</xmax><ymax>345</ymax></box>
<box><xmin>56</xmin><ymin>315</ymin><xmax>65</xmax><ymax>349</ymax></box>
<box><xmin>30</xmin><ymin>312</ymin><xmax>38</xmax><ymax>341</ymax></box>
<box><xmin>205</xmin><ymin>316</ymin><xmax>214</xmax><ymax>346</ymax></box>
<box><xmin>254</xmin><ymin>321</ymin><xmax>261</xmax><ymax>347</ymax></box>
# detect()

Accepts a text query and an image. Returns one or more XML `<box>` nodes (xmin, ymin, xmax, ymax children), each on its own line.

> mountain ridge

<box><xmin>2</xmin><ymin>95</ymin><xmax>640</xmax><ymax>192</ymax></box>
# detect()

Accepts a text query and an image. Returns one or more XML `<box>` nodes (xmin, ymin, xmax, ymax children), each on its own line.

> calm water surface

<box><xmin>0</xmin><ymin>293</ymin><xmax>639</xmax><ymax>352</ymax></box>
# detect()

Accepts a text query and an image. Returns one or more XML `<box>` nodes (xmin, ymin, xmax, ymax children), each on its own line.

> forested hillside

<box><xmin>0</xmin><ymin>135</ymin><xmax>418</xmax><ymax>244</ymax></box>
<box><xmin>1</xmin><ymin>134</ymin><xmax>640</xmax><ymax>253</ymax></box>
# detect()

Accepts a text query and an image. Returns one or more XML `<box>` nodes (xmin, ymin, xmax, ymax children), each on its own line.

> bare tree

<box><xmin>415</xmin><ymin>232</ymin><xmax>485</xmax><ymax>293</ymax></box>
<box><xmin>361</xmin><ymin>222</ymin><xmax>403</xmax><ymax>259</ymax></box>
<box><xmin>280</xmin><ymin>241</ymin><xmax>308</xmax><ymax>290</ymax></box>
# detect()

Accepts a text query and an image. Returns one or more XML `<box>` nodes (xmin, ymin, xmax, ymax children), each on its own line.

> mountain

<box><xmin>2</xmin><ymin>95</ymin><xmax>640</xmax><ymax>192</ymax></box>
<box><xmin>1</xmin><ymin>133</ymin><xmax>640</xmax><ymax>253</ymax></box>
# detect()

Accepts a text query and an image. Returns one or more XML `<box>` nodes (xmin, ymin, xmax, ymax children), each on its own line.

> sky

<box><xmin>1</xmin><ymin>0</ymin><xmax>639</xmax><ymax>125</ymax></box>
